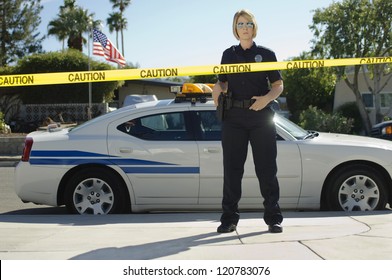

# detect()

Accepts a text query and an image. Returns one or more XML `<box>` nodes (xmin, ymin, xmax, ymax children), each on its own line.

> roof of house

<box><xmin>124</xmin><ymin>79</ymin><xmax>183</xmax><ymax>87</ymax></box>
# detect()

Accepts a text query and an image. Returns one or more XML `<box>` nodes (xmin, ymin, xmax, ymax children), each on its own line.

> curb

<box><xmin>0</xmin><ymin>156</ymin><xmax>20</xmax><ymax>167</ymax></box>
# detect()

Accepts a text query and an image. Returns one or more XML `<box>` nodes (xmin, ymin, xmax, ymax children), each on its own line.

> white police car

<box><xmin>15</xmin><ymin>83</ymin><xmax>392</xmax><ymax>214</ymax></box>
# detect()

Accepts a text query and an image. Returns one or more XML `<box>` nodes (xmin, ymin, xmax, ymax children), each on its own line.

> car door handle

<box><xmin>119</xmin><ymin>148</ymin><xmax>133</xmax><ymax>153</ymax></box>
<box><xmin>203</xmin><ymin>147</ymin><xmax>221</xmax><ymax>153</ymax></box>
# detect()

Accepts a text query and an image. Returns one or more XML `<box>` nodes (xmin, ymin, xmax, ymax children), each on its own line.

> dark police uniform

<box><xmin>218</xmin><ymin>42</ymin><xmax>283</xmax><ymax>227</ymax></box>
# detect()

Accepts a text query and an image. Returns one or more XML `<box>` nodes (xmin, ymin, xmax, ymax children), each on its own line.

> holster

<box><xmin>216</xmin><ymin>93</ymin><xmax>226</xmax><ymax>122</ymax></box>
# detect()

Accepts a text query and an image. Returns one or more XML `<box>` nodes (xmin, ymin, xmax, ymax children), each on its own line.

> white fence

<box><xmin>20</xmin><ymin>103</ymin><xmax>109</xmax><ymax>124</ymax></box>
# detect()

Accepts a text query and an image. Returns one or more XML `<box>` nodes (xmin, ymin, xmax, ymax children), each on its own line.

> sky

<box><xmin>39</xmin><ymin>0</ymin><xmax>340</xmax><ymax>69</ymax></box>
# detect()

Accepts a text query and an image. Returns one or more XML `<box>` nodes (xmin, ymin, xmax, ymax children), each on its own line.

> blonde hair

<box><xmin>232</xmin><ymin>9</ymin><xmax>258</xmax><ymax>40</ymax></box>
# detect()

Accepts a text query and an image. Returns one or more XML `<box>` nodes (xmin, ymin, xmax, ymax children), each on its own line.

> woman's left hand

<box><xmin>249</xmin><ymin>95</ymin><xmax>270</xmax><ymax>111</ymax></box>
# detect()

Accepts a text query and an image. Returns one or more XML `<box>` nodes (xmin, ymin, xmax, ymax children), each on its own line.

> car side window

<box><xmin>196</xmin><ymin>111</ymin><xmax>222</xmax><ymax>140</ymax></box>
<box><xmin>194</xmin><ymin>111</ymin><xmax>283</xmax><ymax>141</ymax></box>
<box><xmin>117</xmin><ymin>112</ymin><xmax>192</xmax><ymax>140</ymax></box>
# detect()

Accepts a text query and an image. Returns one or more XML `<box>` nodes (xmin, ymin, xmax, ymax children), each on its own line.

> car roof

<box><xmin>70</xmin><ymin>99</ymin><xmax>215</xmax><ymax>134</ymax></box>
<box><xmin>130</xmin><ymin>99</ymin><xmax>215</xmax><ymax>111</ymax></box>
<box><xmin>373</xmin><ymin>120</ymin><xmax>392</xmax><ymax>128</ymax></box>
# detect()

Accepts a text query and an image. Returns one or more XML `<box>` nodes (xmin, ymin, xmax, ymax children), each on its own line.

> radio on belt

<box><xmin>171</xmin><ymin>83</ymin><xmax>213</xmax><ymax>104</ymax></box>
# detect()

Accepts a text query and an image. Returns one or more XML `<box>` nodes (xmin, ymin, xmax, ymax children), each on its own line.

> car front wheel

<box><xmin>65</xmin><ymin>167</ymin><xmax>129</xmax><ymax>214</ymax></box>
<box><xmin>327</xmin><ymin>164</ymin><xmax>388</xmax><ymax>211</ymax></box>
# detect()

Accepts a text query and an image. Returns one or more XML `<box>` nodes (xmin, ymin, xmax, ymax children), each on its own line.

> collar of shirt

<box><xmin>236</xmin><ymin>42</ymin><xmax>257</xmax><ymax>52</ymax></box>
<box><xmin>234</xmin><ymin>42</ymin><xmax>259</xmax><ymax>62</ymax></box>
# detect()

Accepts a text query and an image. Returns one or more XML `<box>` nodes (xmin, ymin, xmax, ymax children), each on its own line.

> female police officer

<box><xmin>212</xmin><ymin>9</ymin><xmax>284</xmax><ymax>234</ymax></box>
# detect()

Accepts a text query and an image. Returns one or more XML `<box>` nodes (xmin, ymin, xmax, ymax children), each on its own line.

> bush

<box><xmin>299</xmin><ymin>105</ymin><xmax>354</xmax><ymax>134</ymax></box>
<box><xmin>13</xmin><ymin>50</ymin><xmax>124</xmax><ymax>104</ymax></box>
<box><xmin>335</xmin><ymin>102</ymin><xmax>363</xmax><ymax>134</ymax></box>
<box><xmin>0</xmin><ymin>112</ymin><xmax>9</xmax><ymax>133</ymax></box>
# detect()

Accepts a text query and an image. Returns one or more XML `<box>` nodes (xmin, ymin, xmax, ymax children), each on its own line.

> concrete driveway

<box><xmin>1</xmin><ymin>211</ymin><xmax>391</xmax><ymax>260</ymax></box>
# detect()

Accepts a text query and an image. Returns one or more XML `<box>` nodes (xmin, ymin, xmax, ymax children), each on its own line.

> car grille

<box><xmin>370</xmin><ymin>127</ymin><xmax>381</xmax><ymax>137</ymax></box>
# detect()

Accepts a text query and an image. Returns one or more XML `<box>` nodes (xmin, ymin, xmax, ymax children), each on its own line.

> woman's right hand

<box><xmin>212</xmin><ymin>82</ymin><xmax>228</xmax><ymax>106</ymax></box>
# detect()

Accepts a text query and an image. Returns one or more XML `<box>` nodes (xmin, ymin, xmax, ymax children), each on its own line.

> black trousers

<box><xmin>220</xmin><ymin>107</ymin><xmax>283</xmax><ymax>226</ymax></box>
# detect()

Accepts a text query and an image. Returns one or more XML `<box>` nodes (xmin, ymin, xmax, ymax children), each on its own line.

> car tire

<box><xmin>327</xmin><ymin>164</ymin><xmax>388</xmax><ymax>211</ymax></box>
<box><xmin>65</xmin><ymin>167</ymin><xmax>130</xmax><ymax>215</ymax></box>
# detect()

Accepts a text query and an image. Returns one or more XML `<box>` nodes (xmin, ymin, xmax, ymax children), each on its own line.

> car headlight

<box><xmin>381</xmin><ymin>125</ymin><xmax>392</xmax><ymax>135</ymax></box>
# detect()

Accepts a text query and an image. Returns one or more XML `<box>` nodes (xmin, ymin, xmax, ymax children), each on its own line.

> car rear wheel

<box><xmin>65</xmin><ymin>168</ymin><xmax>129</xmax><ymax>214</ymax></box>
<box><xmin>327</xmin><ymin>164</ymin><xmax>388</xmax><ymax>211</ymax></box>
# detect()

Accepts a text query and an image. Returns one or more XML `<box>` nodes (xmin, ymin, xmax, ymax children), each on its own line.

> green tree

<box><xmin>189</xmin><ymin>75</ymin><xmax>217</xmax><ymax>84</ymax></box>
<box><xmin>13</xmin><ymin>50</ymin><xmax>124</xmax><ymax>104</ymax></box>
<box><xmin>47</xmin><ymin>0</ymin><xmax>101</xmax><ymax>52</ymax></box>
<box><xmin>109</xmin><ymin>0</ymin><xmax>131</xmax><ymax>56</ymax></box>
<box><xmin>310</xmin><ymin>0</ymin><xmax>392</xmax><ymax>133</ymax></box>
<box><xmin>282</xmin><ymin>52</ymin><xmax>336</xmax><ymax>122</ymax></box>
<box><xmin>0</xmin><ymin>0</ymin><xmax>44</xmax><ymax>66</ymax></box>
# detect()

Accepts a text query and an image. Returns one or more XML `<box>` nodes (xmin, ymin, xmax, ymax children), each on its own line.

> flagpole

<box><xmin>87</xmin><ymin>20</ymin><xmax>92</xmax><ymax>120</ymax></box>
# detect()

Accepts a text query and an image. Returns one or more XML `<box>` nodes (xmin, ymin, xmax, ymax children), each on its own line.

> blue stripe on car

<box><xmin>30</xmin><ymin>150</ymin><xmax>108</xmax><ymax>157</ymax></box>
<box><xmin>121</xmin><ymin>167</ymin><xmax>199</xmax><ymax>174</ymax></box>
<box><xmin>30</xmin><ymin>158</ymin><xmax>114</xmax><ymax>165</ymax></box>
<box><xmin>29</xmin><ymin>150</ymin><xmax>198</xmax><ymax>174</ymax></box>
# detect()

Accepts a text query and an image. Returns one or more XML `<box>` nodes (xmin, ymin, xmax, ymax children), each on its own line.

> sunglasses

<box><xmin>237</xmin><ymin>22</ymin><xmax>254</xmax><ymax>29</ymax></box>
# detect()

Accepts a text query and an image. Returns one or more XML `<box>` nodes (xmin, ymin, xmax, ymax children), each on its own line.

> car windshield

<box><xmin>274</xmin><ymin>114</ymin><xmax>309</xmax><ymax>139</ymax></box>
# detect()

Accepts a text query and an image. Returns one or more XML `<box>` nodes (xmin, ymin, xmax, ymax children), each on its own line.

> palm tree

<box><xmin>47</xmin><ymin>0</ymin><xmax>100</xmax><ymax>52</ymax></box>
<box><xmin>48</xmin><ymin>0</ymin><xmax>77</xmax><ymax>49</ymax></box>
<box><xmin>47</xmin><ymin>14</ymin><xmax>69</xmax><ymax>50</ymax></box>
<box><xmin>106</xmin><ymin>12</ymin><xmax>122</xmax><ymax>48</ymax></box>
<box><xmin>60</xmin><ymin>0</ymin><xmax>76</xmax><ymax>11</ymax></box>
<box><xmin>109</xmin><ymin>0</ymin><xmax>131</xmax><ymax>56</ymax></box>
<box><xmin>66</xmin><ymin>8</ymin><xmax>95</xmax><ymax>51</ymax></box>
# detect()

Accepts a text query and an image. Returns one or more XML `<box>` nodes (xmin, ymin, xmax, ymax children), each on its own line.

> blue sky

<box><xmin>39</xmin><ymin>0</ymin><xmax>340</xmax><ymax>68</ymax></box>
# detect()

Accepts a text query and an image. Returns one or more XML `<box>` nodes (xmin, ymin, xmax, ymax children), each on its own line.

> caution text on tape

<box><xmin>0</xmin><ymin>57</ymin><xmax>391</xmax><ymax>87</ymax></box>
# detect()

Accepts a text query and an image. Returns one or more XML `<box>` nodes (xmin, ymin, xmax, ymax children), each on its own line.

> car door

<box><xmin>195</xmin><ymin>110</ymin><xmax>302</xmax><ymax>209</ymax></box>
<box><xmin>107</xmin><ymin>110</ymin><xmax>200</xmax><ymax>205</ymax></box>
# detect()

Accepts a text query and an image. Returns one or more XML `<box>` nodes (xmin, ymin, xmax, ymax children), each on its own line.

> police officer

<box><xmin>212</xmin><ymin>9</ymin><xmax>284</xmax><ymax>234</ymax></box>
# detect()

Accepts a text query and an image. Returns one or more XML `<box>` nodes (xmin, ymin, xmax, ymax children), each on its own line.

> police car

<box><xmin>371</xmin><ymin>120</ymin><xmax>392</xmax><ymax>141</ymax></box>
<box><xmin>15</xmin><ymin>83</ymin><xmax>392</xmax><ymax>214</ymax></box>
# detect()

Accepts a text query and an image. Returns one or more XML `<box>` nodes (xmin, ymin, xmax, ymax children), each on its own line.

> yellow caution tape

<box><xmin>0</xmin><ymin>57</ymin><xmax>391</xmax><ymax>87</ymax></box>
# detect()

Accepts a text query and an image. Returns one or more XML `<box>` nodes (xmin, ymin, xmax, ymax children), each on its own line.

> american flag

<box><xmin>93</xmin><ymin>29</ymin><xmax>126</xmax><ymax>67</ymax></box>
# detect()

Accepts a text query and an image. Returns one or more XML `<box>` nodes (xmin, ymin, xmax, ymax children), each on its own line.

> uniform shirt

<box><xmin>218</xmin><ymin>42</ymin><xmax>282</xmax><ymax>100</ymax></box>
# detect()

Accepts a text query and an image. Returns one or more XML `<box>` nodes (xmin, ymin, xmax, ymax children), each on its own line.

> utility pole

<box><xmin>87</xmin><ymin>17</ymin><xmax>93</xmax><ymax>120</ymax></box>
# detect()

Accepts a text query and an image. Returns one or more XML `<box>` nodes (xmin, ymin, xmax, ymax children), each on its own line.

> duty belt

<box><xmin>231</xmin><ymin>99</ymin><xmax>255</xmax><ymax>108</ymax></box>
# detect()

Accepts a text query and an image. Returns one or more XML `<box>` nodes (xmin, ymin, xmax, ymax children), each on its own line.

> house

<box><xmin>333</xmin><ymin>71</ymin><xmax>392</xmax><ymax>125</ymax></box>
<box><xmin>115</xmin><ymin>79</ymin><xmax>183</xmax><ymax>107</ymax></box>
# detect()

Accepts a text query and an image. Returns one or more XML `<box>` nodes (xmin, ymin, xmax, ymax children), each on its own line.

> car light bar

<box><xmin>172</xmin><ymin>83</ymin><xmax>214</xmax><ymax>104</ymax></box>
